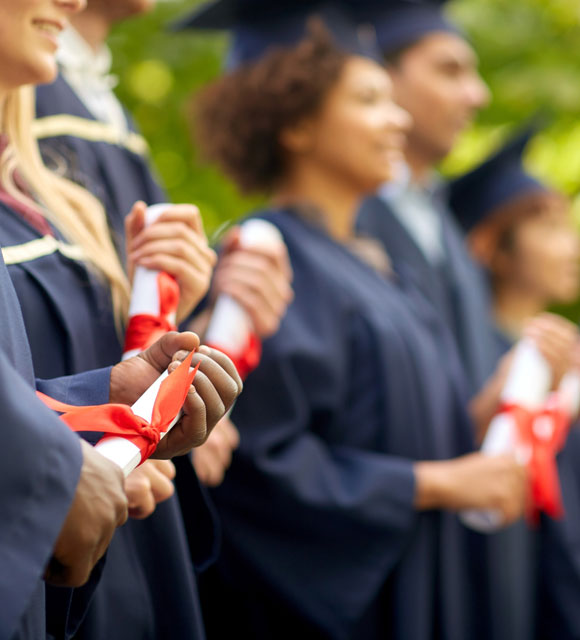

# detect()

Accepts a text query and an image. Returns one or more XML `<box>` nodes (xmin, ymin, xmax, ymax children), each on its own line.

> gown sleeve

<box><xmin>0</xmin><ymin>350</ymin><xmax>82</xmax><ymax>639</ymax></box>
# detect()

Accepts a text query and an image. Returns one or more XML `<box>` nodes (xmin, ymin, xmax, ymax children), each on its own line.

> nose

<box><xmin>55</xmin><ymin>0</ymin><xmax>86</xmax><ymax>14</ymax></box>
<box><xmin>465</xmin><ymin>73</ymin><xmax>490</xmax><ymax>110</ymax></box>
<box><xmin>387</xmin><ymin>101</ymin><xmax>413</xmax><ymax>134</ymax></box>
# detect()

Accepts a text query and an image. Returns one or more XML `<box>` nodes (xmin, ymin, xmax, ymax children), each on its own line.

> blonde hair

<box><xmin>1</xmin><ymin>86</ymin><xmax>130</xmax><ymax>329</ymax></box>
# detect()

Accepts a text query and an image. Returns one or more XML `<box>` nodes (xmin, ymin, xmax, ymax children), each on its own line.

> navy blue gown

<box><xmin>0</xmin><ymin>257</ymin><xmax>81</xmax><ymax>640</ymax></box>
<box><xmin>35</xmin><ymin>75</ymin><xmax>166</xmax><ymax>262</ymax></box>
<box><xmin>357</xmin><ymin>193</ymin><xmax>499</xmax><ymax>394</ymax></box>
<box><xmin>0</xmin><ymin>200</ymin><xmax>211</xmax><ymax>640</ymax></box>
<box><xmin>200</xmin><ymin>209</ymin><xmax>489</xmax><ymax>640</ymax></box>
<box><xmin>491</xmin><ymin>329</ymin><xmax>580</xmax><ymax>640</ymax></box>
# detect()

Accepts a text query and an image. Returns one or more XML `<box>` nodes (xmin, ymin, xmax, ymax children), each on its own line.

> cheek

<box><xmin>516</xmin><ymin>233</ymin><xmax>570</xmax><ymax>283</ymax></box>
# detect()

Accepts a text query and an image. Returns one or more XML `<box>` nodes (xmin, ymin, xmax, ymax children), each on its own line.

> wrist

<box><xmin>413</xmin><ymin>460</ymin><xmax>453</xmax><ymax>510</ymax></box>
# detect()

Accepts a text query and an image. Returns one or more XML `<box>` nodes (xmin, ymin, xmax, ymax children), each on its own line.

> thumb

<box><xmin>221</xmin><ymin>226</ymin><xmax>242</xmax><ymax>255</ymax></box>
<box><xmin>125</xmin><ymin>201</ymin><xmax>147</xmax><ymax>247</ymax></box>
<box><xmin>138</xmin><ymin>331</ymin><xmax>200</xmax><ymax>374</ymax></box>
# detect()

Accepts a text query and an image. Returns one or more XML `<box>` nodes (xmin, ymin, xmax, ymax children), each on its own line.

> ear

<box><xmin>470</xmin><ymin>228</ymin><xmax>513</xmax><ymax>281</ymax></box>
<box><xmin>489</xmin><ymin>245</ymin><xmax>514</xmax><ymax>281</ymax></box>
<box><xmin>279</xmin><ymin>118</ymin><xmax>316</xmax><ymax>155</ymax></box>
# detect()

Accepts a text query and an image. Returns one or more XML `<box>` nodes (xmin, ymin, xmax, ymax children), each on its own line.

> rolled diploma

<box><xmin>460</xmin><ymin>339</ymin><xmax>552</xmax><ymax>532</ymax></box>
<box><xmin>205</xmin><ymin>219</ymin><xmax>284</xmax><ymax>355</ymax></box>
<box><xmin>123</xmin><ymin>203</ymin><xmax>174</xmax><ymax>360</ymax></box>
<box><xmin>94</xmin><ymin>369</ymin><xmax>182</xmax><ymax>477</ymax></box>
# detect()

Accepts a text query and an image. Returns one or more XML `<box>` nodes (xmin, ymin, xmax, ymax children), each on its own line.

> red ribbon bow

<box><xmin>38</xmin><ymin>352</ymin><xmax>198</xmax><ymax>464</ymax></box>
<box><xmin>206</xmin><ymin>331</ymin><xmax>262</xmax><ymax>381</ymax></box>
<box><xmin>124</xmin><ymin>272</ymin><xmax>180</xmax><ymax>354</ymax></box>
<box><xmin>500</xmin><ymin>400</ymin><xmax>571</xmax><ymax>523</ymax></box>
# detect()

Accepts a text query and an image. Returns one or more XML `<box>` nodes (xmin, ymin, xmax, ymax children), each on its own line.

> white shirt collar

<box><xmin>55</xmin><ymin>26</ymin><xmax>128</xmax><ymax>133</ymax></box>
<box><xmin>57</xmin><ymin>26</ymin><xmax>114</xmax><ymax>82</ymax></box>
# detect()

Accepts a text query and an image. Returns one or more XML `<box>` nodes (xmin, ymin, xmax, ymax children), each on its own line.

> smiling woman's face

<box><xmin>286</xmin><ymin>56</ymin><xmax>411</xmax><ymax>195</ymax></box>
<box><xmin>0</xmin><ymin>0</ymin><xmax>84</xmax><ymax>94</ymax></box>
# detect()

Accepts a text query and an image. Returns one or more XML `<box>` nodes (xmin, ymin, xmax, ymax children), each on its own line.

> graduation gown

<box><xmin>35</xmin><ymin>75</ymin><xmax>166</xmax><ymax>261</ymax></box>
<box><xmin>0</xmin><ymin>201</ymin><xmax>211</xmax><ymax>640</ymax></box>
<box><xmin>201</xmin><ymin>209</ymin><xmax>488</xmax><ymax>640</ymax></box>
<box><xmin>357</xmin><ymin>193</ymin><xmax>499</xmax><ymax>394</ymax></box>
<box><xmin>0</xmin><ymin>256</ymin><xmax>82</xmax><ymax>640</ymax></box>
<box><xmin>490</xmin><ymin>330</ymin><xmax>580</xmax><ymax>640</ymax></box>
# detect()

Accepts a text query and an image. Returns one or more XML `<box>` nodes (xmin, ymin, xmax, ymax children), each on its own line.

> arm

<box><xmin>0</xmin><ymin>352</ymin><xmax>126</xmax><ymax>638</ymax></box>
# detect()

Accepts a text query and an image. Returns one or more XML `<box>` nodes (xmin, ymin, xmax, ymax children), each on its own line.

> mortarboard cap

<box><xmin>448</xmin><ymin>129</ymin><xmax>549</xmax><ymax>233</ymax></box>
<box><xmin>171</xmin><ymin>0</ymin><xmax>380</xmax><ymax>67</ymax></box>
<box><xmin>352</xmin><ymin>0</ymin><xmax>460</xmax><ymax>58</ymax></box>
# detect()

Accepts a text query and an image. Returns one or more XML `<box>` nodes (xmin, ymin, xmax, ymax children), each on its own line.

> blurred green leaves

<box><xmin>110</xmin><ymin>0</ymin><xmax>580</xmax><ymax>234</ymax></box>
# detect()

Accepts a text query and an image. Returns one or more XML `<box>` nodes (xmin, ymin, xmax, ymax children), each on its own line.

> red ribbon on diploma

<box><xmin>37</xmin><ymin>352</ymin><xmax>198</xmax><ymax>464</ymax></box>
<box><xmin>124</xmin><ymin>272</ymin><xmax>180</xmax><ymax>354</ymax></box>
<box><xmin>499</xmin><ymin>401</ymin><xmax>570</xmax><ymax>523</ymax></box>
<box><xmin>206</xmin><ymin>332</ymin><xmax>262</xmax><ymax>381</ymax></box>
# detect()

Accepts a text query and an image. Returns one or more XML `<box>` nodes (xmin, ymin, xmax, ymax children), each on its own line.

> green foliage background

<box><xmin>110</xmin><ymin>0</ymin><xmax>580</xmax><ymax>239</ymax></box>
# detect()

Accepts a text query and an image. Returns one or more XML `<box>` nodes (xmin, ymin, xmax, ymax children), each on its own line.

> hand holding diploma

<box><xmin>126</xmin><ymin>201</ymin><xmax>217</xmax><ymax>325</ymax></box>
<box><xmin>40</xmin><ymin>332</ymin><xmax>242</xmax><ymax>476</ymax></box>
<box><xmin>46</xmin><ymin>440</ymin><xmax>128</xmax><ymax>587</ymax></box>
<box><xmin>461</xmin><ymin>315</ymin><xmax>579</xmax><ymax>532</ymax></box>
<box><xmin>125</xmin><ymin>460</ymin><xmax>176</xmax><ymax>520</ymax></box>
<box><xmin>108</xmin><ymin>332</ymin><xmax>243</xmax><ymax>463</ymax></box>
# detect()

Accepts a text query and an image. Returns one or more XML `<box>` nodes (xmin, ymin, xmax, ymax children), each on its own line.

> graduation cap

<box><xmin>171</xmin><ymin>0</ymin><xmax>380</xmax><ymax>67</ymax></box>
<box><xmin>448</xmin><ymin>129</ymin><xmax>548</xmax><ymax>234</ymax></box>
<box><xmin>352</xmin><ymin>0</ymin><xmax>461</xmax><ymax>58</ymax></box>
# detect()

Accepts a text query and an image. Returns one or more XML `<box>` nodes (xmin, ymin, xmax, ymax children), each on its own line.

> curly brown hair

<box><xmin>195</xmin><ymin>23</ymin><xmax>348</xmax><ymax>194</ymax></box>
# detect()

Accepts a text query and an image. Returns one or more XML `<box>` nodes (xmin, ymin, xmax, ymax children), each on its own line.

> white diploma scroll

<box><xmin>94</xmin><ymin>369</ymin><xmax>183</xmax><ymax>477</ymax></box>
<box><xmin>205</xmin><ymin>219</ymin><xmax>284</xmax><ymax>356</ymax></box>
<box><xmin>123</xmin><ymin>203</ymin><xmax>173</xmax><ymax>360</ymax></box>
<box><xmin>554</xmin><ymin>370</ymin><xmax>580</xmax><ymax>421</ymax></box>
<box><xmin>460</xmin><ymin>339</ymin><xmax>552</xmax><ymax>532</ymax></box>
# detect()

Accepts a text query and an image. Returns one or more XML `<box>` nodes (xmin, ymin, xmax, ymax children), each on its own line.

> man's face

<box><xmin>388</xmin><ymin>32</ymin><xmax>490</xmax><ymax>165</ymax></box>
<box><xmin>88</xmin><ymin>0</ymin><xmax>155</xmax><ymax>22</ymax></box>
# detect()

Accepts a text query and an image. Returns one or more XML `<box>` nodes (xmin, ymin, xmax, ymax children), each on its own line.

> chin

<box><xmin>33</xmin><ymin>60</ymin><xmax>58</xmax><ymax>86</ymax></box>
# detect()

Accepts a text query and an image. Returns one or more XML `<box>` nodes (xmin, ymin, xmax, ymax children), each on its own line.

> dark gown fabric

<box><xmin>35</xmin><ymin>75</ymin><xmax>166</xmax><ymax>262</ymax></box>
<box><xmin>0</xmin><ymin>200</ymin><xmax>209</xmax><ymax>640</ymax></box>
<box><xmin>491</xmin><ymin>329</ymin><xmax>580</xmax><ymax>640</ymax></box>
<box><xmin>0</xmin><ymin>256</ymin><xmax>83</xmax><ymax>640</ymax></box>
<box><xmin>357</xmin><ymin>193</ymin><xmax>499</xmax><ymax>395</ymax></box>
<box><xmin>200</xmin><ymin>209</ymin><xmax>489</xmax><ymax>640</ymax></box>
<box><xmin>357</xmin><ymin>195</ymin><xmax>540</xmax><ymax>640</ymax></box>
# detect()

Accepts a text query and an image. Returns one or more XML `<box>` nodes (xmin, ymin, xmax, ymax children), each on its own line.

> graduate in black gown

<box><xmin>0</xmin><ymin>2</ymin><xmax>243</xmax><ymax>638</ymax></box>
<box><xmin>190</xmin><ymin>15</ymin><xmax>533</xmax><ymax>639</ymax></box>
<box><xmin>34</xmin><ymin>0</ymin><xmax>294</xmax><ymax>492</ymax></box>
<box><xmin>450</xmin><ymin>131</ymin><xmax>580</xmax><ymax>640</ymax></box>
<box><xmin>0</xmin><ymin>254</ymin><xmax>127</xmax><ymax>640</ymax></box>
<box><xmin>352</xmin><ymin>0</ymin><xmax>498</xmax><ymax>395</ymax></box>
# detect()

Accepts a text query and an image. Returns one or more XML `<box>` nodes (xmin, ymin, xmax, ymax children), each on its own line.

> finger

<box><xmin>214</xmin><ymin>279</ymin><xmax>284</xmax><ymax>336</ymax></box>
<box><xmin>138</xmin><ymin>331</ymin><xmax>200</xmax><ymax>374</ymax></box>
<box><xmin>148</xmin><ymin>472</ymin><xmax>175</xmax><ymax>504</ymax></box>
<box><xmin>196</xmin><ymin>346</ymin><xmax>243</xmax><ymax>395</ymax></box>
<box><xmin>125</xmin><ymin>201</ymin><xmax>147</xmax><ymax>242</ymax></box>
<box><xmin>214</xmin><ymin>257</ymin><xmax>293</xmax><ymax>307</ymax></box>
<box><xmin>234</xmin><ymin>243</ymin><xmax>294</xmax><ymax>282</ymax></box>
<box><xmin>131</xmin><ymin>230</ymin><xmax>217</xmax><ymax>270</ymax></box>
<box><xmin>149</xmin><ymin>459</ymin><xmax>177</xmax><ymax>480</ymax></box>
<box><xmin>161</xmin><ymin>385</ymin><xmax>209</xmax><ymax>455</ymax></box>
<box><xmin>131</xmin><ymin>220</ymin><xmax>210</xmax><ymax>255</ymax></box>
<box><xmin>191</xmin><ymin>450</ymin><xmax>212</xmax><ymax>484</ymax></box>
<box><xmin>219</xmin><ymin>227</ymin><xmax>241</xmax><ymax>254</ymax></box>
<box><xmin>225</xmin><ymin>422</ymin><xmax>241</xmax><ymax>449</ymax></box>
<box><xmin>138</xmin><ymin>254</ymin><xmax>215</xmax><ymax>289</ymax></box>
<box><xmin>214</xmin><ymin>267</ymin><xmax>293</xmax><ymax>314</ymax></box>
<box><xmin>186</xmin><ymin>369</ymin><xmax>227</xmax><ymax>429</ymax></box>
<box><xmin>157</xmin><ymin>204</ymin><xmax>205</xmax><ymax>235</ymax></box>
<box><xmin>169</xmin><ymin>349</ymin><xmax>193</xmax><ymax>365</ymax></box>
